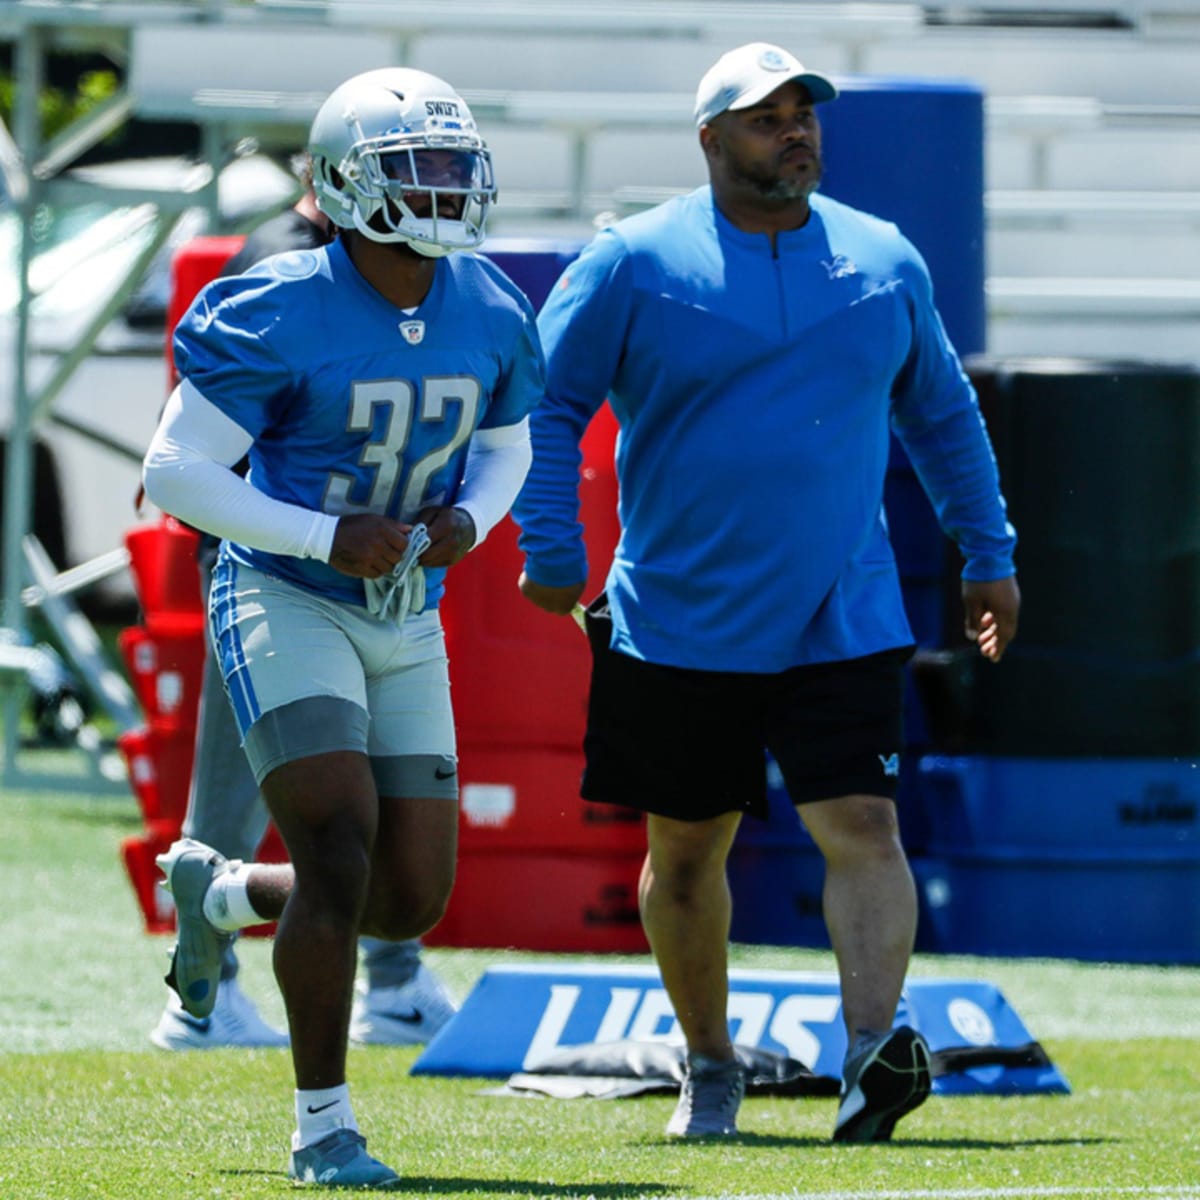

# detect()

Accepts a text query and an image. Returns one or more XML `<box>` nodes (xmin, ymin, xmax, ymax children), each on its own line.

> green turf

<box><xmin>1</xmin><ymin>752</ymin><xmax>1198</xmax><ymax>1198</ymax></box>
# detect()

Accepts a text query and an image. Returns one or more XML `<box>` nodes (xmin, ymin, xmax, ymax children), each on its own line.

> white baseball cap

<box><xmin>694</xmin><ymin>42</ymin><xmax>838</xmax><ymax>127</ymax></box>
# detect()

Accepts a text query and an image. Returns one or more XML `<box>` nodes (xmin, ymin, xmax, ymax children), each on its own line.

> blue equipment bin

<box><xmin>914</xmin><ymin>755</ymin><xmax>1200</xmax><ymax>962</ymax></box>
<box><xmin>915</xmin><ymin>846</ymin><xmax>1200</xmax><ymax>964</ymax></box>
<box><xmin>918</xmin><ymin>755</ymin><xmax>1200</xmax><ymax>852</ymax></box>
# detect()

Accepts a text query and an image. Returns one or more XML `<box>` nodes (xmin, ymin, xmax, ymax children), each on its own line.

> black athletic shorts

<box><xmin>581</xmin><ymin>597</ymin><xmax>915</xmax><ymax>823</ymax></box>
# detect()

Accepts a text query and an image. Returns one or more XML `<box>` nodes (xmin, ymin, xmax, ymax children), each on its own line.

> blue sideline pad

<box><xmin>412</xmin><ymin>964</ymin><xmax>1069</xmax><ymax>1095</ymax></box>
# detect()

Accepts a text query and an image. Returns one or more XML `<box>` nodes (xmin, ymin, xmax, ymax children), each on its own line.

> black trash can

<box><xmin>947</xmin><ymin>356</ymin><xmax>1200</xmax><ymax>757</ymax></box>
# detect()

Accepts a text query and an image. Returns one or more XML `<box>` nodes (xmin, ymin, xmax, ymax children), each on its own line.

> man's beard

<box><xmin>729</xmin><ymin>152</ymin><xmax>823</xmax><ymax>202</ymax></box>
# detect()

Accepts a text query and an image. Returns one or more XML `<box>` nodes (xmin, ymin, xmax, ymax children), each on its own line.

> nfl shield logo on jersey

<box><xmin>399</xmin><ymin>319</ymin><xmax>425</xmax><ymax>345</ymax></box>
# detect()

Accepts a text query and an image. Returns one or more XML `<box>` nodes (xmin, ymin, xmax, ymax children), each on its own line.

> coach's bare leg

<box><xmin>640</xmin><ymin>811</ymin><xmax>743</xmax><ymax>1061</ymax></box>
<box><xmin>800</xmin><ymin>794</ymin><xmax>917</xmax><ymax>1036</ymax></box>
<box><xmin>262</xmin><ymin>750</ymin><xmax>378</xmax><ymax>1091</ymax></box>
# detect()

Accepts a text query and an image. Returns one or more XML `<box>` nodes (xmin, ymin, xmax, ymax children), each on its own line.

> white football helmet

<box><xmin>308</xmin><ymin>67</ymin><xmax>495</xmax><ymax>257</ymax></box>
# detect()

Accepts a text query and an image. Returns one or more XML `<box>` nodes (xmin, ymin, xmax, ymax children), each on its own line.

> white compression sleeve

<box><xmin>453</xmin><ymin>418</ymin><xmax>533</xmax><ymax>547</ymax></box>
<box><xmin>142</xmin><ymin>381</ymin><xmax>338</xmax><ymax>562</ymax></box>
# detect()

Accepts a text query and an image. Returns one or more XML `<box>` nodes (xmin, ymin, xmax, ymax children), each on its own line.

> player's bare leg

<box><xmin>261</xmin><ymin>749</ymin><xmax>380</xmax><ymax>1091</ymax></box>
<box><xmin>360</xmin><ymin>795</ymin><xmax>457</xmax><ymax>943</ymax></box>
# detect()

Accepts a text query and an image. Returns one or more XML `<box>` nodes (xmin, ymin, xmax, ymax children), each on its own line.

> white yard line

<box><xmin>679</xmin><ymin>1188</ymin><xmax>1200</xmax><ymax>1200</ymax></box>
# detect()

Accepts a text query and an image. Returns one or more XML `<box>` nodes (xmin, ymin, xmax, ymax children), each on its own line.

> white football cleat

<box><xmin>349</xmin><ymin>964</ymin><xmax>457</xmax><ymax>1045</ymax></box>
<box><xmin>150</xmin><ymin>976</ymin><xmax>288</xmax><ymax>1051</ymax></box>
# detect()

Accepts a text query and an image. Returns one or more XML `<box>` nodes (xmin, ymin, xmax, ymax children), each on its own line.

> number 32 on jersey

<box><xmin>323</xmin><ymin>375</ymin><xmax>481</xmax><ymax>521</ymax></box>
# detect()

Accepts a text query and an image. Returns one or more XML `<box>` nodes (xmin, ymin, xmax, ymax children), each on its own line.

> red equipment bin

<box><xmin>427</xmin><ymin>404</ymin><xmax>638</xmax><ymax>949</ymax></box>
<box><xmin>124</xmin><ymin>518</ymin><xmax>205</xmax><ymax>627</ymax></box>
<box><xmin>456</xmin><ymin>741</ymin><xmax>643</xmax><ymax>854</ymax></box>
<box><xmin>423</xmin><ymin>848</ymin><xmax>648</xmax><ymax>953</ymax></box>
<box><xmin>440</xmin><ymin>405</ymin><xmax>620</xmax><ymax>751</ymax></box>
<box><xmin>117</xmin><ymin>723</ymin><xmax>195</xmax><ymax>826</ymax></box>
<box><xmin>164</xmin><ymin>234</ymin><xmax>245</xmax><ymax>387</ymax></box>
<box><xmin>117</xmin><ymin>624</ymin><xmax>207</xmax><ymax>730</ymax></box>
<box><xmin>120</xmin><ymin>237</ymin><xmax>246</xmax><ymax>934</ymax></box>
<box><xmin>121</xmin><ymin>828</ymin><xmax>179</xmax><ymax>934</ymax></box>
<box><xmin>125</xmin><ymin>237</ymin><xmax>638</xmax><ymax>952</ymax></box>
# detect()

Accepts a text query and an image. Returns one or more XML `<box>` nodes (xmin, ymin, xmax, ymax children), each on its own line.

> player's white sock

<box><xmin>293</xmin><ymin>1084</ymin><xmax>357</xmax><ymax>1149</ymax></box>
<box><xmin>201</xmin><ymin>862</ymin><xmax>262</xmax><ymax>931</ymax></box>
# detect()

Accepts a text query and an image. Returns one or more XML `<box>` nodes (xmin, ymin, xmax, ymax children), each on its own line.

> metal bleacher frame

<box><xmin>0</xmin><ymin>0</ymin><xmax>928</xmax><ymax>790</ymax></box>
<box><xmin>2</xmin><ymin>0</ymin><xmax>1199</xmax><ymax>790</ymax></box>
<box><xmin>1</xmin><ymin>2</ymin><xmax>244</xmax><ymax>790</ymax></box>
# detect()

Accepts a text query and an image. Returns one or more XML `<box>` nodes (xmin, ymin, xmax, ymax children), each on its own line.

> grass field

<box><xmin>1</xmin><ymin>754</ymin><xmax>1198</xmax><ymax>1199</ymax></box>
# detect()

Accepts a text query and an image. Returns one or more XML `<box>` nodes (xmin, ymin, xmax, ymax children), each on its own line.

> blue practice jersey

<box><xmin>513</xmin><ymin>187</ymin><xmax>1016</xmax><ymax>673</ymax></box>
<box><xmin>174</xmin><ymin>237</ymin><xmax>544</xmax><ymax>608</ymax></box>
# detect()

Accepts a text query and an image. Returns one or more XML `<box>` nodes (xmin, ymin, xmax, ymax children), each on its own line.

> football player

<box><xmin>150</xmin><ymin>153</ymin><xmax>459</xmax><ymax>1059</ymax></box>
<box><xmin>143</xmin><ymin>67</ymin><xmax>544</xmax><ymax>1190</ymax></box>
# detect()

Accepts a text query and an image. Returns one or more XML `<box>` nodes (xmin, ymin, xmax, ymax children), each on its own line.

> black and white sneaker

<box><xmin>833</xmin><ymin>1026</ymin><xmax>932</xmax><ymax>1143</ymax></box>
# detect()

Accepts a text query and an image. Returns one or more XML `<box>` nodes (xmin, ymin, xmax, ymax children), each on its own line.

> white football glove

<box><xmin>364</xmin><ymin>522</ymin><xmax>432</xmax><ymax>622</ymax></box>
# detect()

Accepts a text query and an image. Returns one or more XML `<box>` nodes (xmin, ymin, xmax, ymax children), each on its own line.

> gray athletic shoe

<box><xmin>833</xmin><ymin>1025</ymin><xmax>932</xmax><ymax>1143</ymax></box>
<box><xmin>156</xmin><ymin>838</ymin><xmax>235</xmax><ymax>1020</ymax></box>
<box><xmin>665</xmin><ymin>1054</ymin><xmax>745</xmax><ymax>1137</ymax></box>
<box><xmin>288</xmin><ymin>1129</ymin><xmax>400</xmax><ymax>1189</ymax></box>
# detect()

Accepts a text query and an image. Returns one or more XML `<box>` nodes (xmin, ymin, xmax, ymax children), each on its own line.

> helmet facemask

<box><xmin>310</xmin><ymin>69</ymin><xmax>497</xmax><ymax>257</ymax></box>
<box><xmin>363</xmin><ymin>139</ymin><xmax>493</xmax><ymax>255</ymax></box>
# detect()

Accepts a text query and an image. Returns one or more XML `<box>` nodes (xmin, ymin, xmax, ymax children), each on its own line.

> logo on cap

<box><xmin>758</xmin><ymin>49</ymin><xmax>791</xmax><ymax>72</ymax></box>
